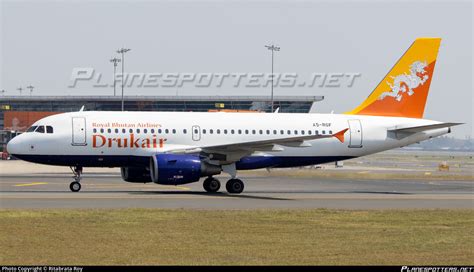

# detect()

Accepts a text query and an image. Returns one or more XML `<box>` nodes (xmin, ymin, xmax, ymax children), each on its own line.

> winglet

<box><xmin>333</xmin><ymin>128</ymin><xmax>349</xmax><ymax>143</ymax></box>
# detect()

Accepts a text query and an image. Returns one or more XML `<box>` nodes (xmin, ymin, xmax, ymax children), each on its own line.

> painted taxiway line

<box><xmin>13</xmin><ymin>182</ymin><xmax>49</xmax><ymax>187</ymax></box>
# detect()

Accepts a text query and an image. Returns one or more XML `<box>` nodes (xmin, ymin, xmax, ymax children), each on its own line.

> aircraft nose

<box><xmin>6</xmin><ymin>135</ymin><xmax>21</xmax><ymax>155</ymax></box>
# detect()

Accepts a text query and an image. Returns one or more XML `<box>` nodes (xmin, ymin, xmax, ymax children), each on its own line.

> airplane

<box><xmin>6</xmin><ymin>37</ymin><xmax>462</xmax><ymax>194</ymax></box>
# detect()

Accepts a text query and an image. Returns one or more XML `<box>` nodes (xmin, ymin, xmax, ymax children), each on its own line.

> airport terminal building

<box><xmin>0</xmin><ymin>95</ymin><xmax>323</xmax><ymax>150</ymax></box>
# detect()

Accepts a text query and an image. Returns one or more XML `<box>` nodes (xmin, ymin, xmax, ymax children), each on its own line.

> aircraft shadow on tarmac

<box><xmin>2</xmin><ymin>190</ymin><xmax>413</xmax><ymax>201</ymax></box>
<box><xmin>131</xmin><ymin>191</ymin><xmax>293</xmax><ymax>201</ymax></box>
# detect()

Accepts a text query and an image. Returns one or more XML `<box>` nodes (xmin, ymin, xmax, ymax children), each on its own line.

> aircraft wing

<box><xmin>167</xmin><ymin>128</ymin><xmax>348</xmax><ymax>162</ymax></box>
<box><xmin>388</xmin><ymin>122</ymin><xmax>463</xmax><ymax>133</ymax></box>
<box><xmin>201</xmin><ymin>128</ymin><xmax>348</xmax><ymax>151</ymax></box>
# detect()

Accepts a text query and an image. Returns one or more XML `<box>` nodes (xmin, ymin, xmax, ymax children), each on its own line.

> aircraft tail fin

<box><xmin>346</xmin><ymin>37</ymin><xmax>441</xmax><ymax>119</ymax></box>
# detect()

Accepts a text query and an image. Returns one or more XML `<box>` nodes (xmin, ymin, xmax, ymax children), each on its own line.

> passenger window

<box><xmin>46</xmin><ymin>126</ymin><xmax>54</xmax><ymax>134</ymax></box>
<box><xmin>158</xmin><ymin>129</ymin><xmax>162</xmax><ymax>134</ymax></box>
<box><xmin>329</xmin><ymin>130</ymin><xmax>332</xmax><ymax>134</ymax></box>
<box><xmin>93</xmin><ymin>128</ymin><xmax>97</xmax><ymax>133</ymax></box>
<box><xmin>259</xmin><ymin>130</ymin><xmax>263</xmax><ymax>134</ymax></box>
<box><xmin>122</xmin><ymin>129</ymin><xmax>126</xmax><ymax>133</ymax></box>
<box><xmin>231</xmin><ymin>129</ymin><xmax>235</xmax><ymax>134</ymax></box>
<box><xmin>280</xmin><ymin>130</ymin><xmax>284</xmax><ymax>135</ymax></box>
<box><xmin>107</xmin><ymin>128</ymin><xmax>111</xmax><ymax>133</ymax></box>
<box><xmin>101</xmin><ymin>128</ymin><xmax>105</xmax><ymax>133</ymax></box>
<box><xmin>238</xmin><ymin>129</ymin><xmax>242</xmax><ymax>134</ymax></box>
<box><xmin>165</xmin><ymin>129</ymin><xmax>169</xmax><ymax>134</ymax></box>
<box><xmin>136</xmin><ymin>129</ymin><xmax>140</xmax><ymax>133</ymax></box>
<box><xmin>224</xmin><ymin>129</ymin><xmax>228</xmax><ymax>134</ymax></box>
<box><xmin>183</xmin><ymin>129</ymin><xmax>187</xmax><ymax>134</ymax></box>
<box><xmin>315</xmin><ymin>130</ymin><xmax>319</xmax><ymax>135</ymax></box>
<box><xmin>202</xmin><ymin>129</ymin><xmax>206</xmax><ymax>134</ymax></box>
<box><xmin>322</xmin><ymin>130</ymin><xmax>326</xmax><ymax>134</ymax></box>
<box><xmin>172</xmin><ymin>129</ymin><xmax>176</xmax><ymax>134</ymax></box>
<box><xmin>273</xmin><ymin>130</ymin><xmax>277</xmax><ymax>135</ymax></box>
<box><xmin>245</xmin><ymin>130</ymin><xmax>249</xmax><ymax>134</ymax></box>
<box><xmin>266</xmin><ymin>130</ymin><xmax>270</xmax><ymax>135</ymax></box>
<box><xmin>144</xmin><ymin>129</ymin><xmax>148</xmax><ymax>134</ymax></box>
<box><xmin>129</xmin><ymin>129</ymin><xmax>133</xmax><ymax>133</ymax></box>
<box><xmin>308</xmin><ymin>130</ymin><xmax>312</xmax><ymax>135</ymax></box>
<box><xmin>115</xmin><ymin>128</ymin><xmax>119</xmax><ymax>133</ymax></box>
<box><xmin>27</xmin><ymin>126</ymin><xmax>37</xmax><ymax>133</ymax></box>
<box><xmin>36</xmin><ymin>126</ymin><xmax>45</xmax><ymax>133</ymax></box>
<box><xmin>210</xmin><ymin>129</ymin><xmax>214</xmax><ymax>134</ymax></box>
<box><xmin>294</xmin><ymin>130</ymin><xmax>298</xmax><ymax>135</ymax></box>
<box><xmin>287</xmin><ymin>130</ymin><xmax>291</xmax><ymax>135</ymax></box>
<box><xmin>151</xmin><ymin>129</ymin><xmax>155</xmax><ymax>134</ymax></box>
<box><xmin>301</xmin><ymin>130</ymin><xmax>305</xmax><ymax>135</ymax></box>
<box><xmin>252</xmin><ymin>130</ymin><xmax>256</xmax><ymax>134</ymax></box>
<box><xmin>217</xmin><ymin>129</ymin><xmax>221</xmax><ymax>134</ymax></box>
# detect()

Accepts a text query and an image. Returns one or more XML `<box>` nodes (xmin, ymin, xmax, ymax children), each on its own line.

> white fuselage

<box><xmin>7</xmin><ymin>111</ymin><xmax>448</xmax><ymax>169</ymax></box>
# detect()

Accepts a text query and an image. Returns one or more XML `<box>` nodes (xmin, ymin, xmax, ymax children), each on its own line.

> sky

<box><xmin>1</xmin><ymin>0</ymin><xmax>472</xmax><ymax>138</ymax></box>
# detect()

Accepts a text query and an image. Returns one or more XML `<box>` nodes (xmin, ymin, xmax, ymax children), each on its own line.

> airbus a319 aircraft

<box><xmin>7</xmin><ymin>38</ymin><xmax>461</xmax><ymax>194</ymax></box>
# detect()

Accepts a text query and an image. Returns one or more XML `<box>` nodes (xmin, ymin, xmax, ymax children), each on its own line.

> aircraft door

<box><xmin>72</xmin><ymin>117</ymin><xmax>87</xmax><ymax>146</ymax></box>
<box><xmin>348</xmin><ymin>119</ymin><xmax>362</xmax><ymax>148</ymax></box>
<box><xmin>192</xmin><ymin>125</ymin><xmax>201</xmax><ymax>141</ymax></box>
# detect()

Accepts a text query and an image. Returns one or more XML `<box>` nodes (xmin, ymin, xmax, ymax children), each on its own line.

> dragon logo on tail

<box><xmin>379</xmin><ymin>61</ymin><xmax>429</xmax><ymax>102</ymax></box>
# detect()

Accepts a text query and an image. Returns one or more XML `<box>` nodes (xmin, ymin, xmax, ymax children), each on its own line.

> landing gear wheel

<box><xmin>70</xmin><ymin>181</ymin><xmax>81</xmax><ymax>192</ymax></box>
<box><xmin>226</xmin><ymin>179</ymin><xmax>244</xmax><ymax>194</ymax></box>
<box><xmin>203</xmin><ymin>177</ymin><xmax>221</xmax><ymax>193</ymax></box>
<box><xmin>69</xmin><ymin>166</ymin><xmax>83</xmax><ymax>192</ymax></box>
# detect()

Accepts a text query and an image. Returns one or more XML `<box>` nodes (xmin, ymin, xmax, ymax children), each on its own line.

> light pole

<box><xmin>265</xmin><ymin>44</ymin><xmax>280</xmax><ymax>112</ymax></box>
<box><xmin>16</xmin><ymin>87</ymin><xmax>23</xmax><ymax>96</ymax></box>
<box><xmin>116</xmin><ymin>48</ymin><xmax>131</xmax><ymax>111</ymax></box>
<box><xmin>110</xmin><ymin>58</ymin><xmax>121</xmax><ymax>96</ymax></box>
<box><xmin>27</xmin><ymin>85</ymin><xmax>34</xmax><ymax>96</ymax></box>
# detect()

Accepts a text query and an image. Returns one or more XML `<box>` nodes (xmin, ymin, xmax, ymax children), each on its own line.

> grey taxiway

<box><xmin>1</xmin><ymin>172</ymin><xmax>472</xmax><ymax>209</ymax></box>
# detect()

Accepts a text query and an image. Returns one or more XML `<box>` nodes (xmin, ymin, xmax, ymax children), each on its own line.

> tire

<box><xmin>226</xmin><ymin>179</ymin><xmax>244</xmax><ymax>194</ymax></box>
<box><xmin>203</xmin><ymin>177</ymin><xmax>221</xmax><ymax>193</ymax></box>
<box><xmin>70</xmin><ymin>181</ymin><xmax>81</xmax><ymax>192</ymax></box>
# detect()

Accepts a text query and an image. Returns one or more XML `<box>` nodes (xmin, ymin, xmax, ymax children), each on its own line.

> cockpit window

<box><xmin>35</xmin><ymin>126</ymin><xmax>45</xmax><ymax>133</ymax></box>
<box><xmin>27</xmin><ymin>126</ymin><xmax>38</xmax><ymax>132</ymax></box>
<box><xmin>46</xmin><ymin>126</ymin><xmax>53</xmax><ymax>134</ymax></box>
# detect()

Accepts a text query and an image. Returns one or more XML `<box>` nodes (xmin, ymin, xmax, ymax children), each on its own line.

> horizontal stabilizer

<box><xmin>388</xmin><ymin>123</ymin><xmax>463</xmax><ymax>133</ymax></box>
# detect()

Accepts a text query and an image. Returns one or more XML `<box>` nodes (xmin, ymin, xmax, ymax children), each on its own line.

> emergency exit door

<box><xmin>72</xmin><ymin>117</ymin><xmax>87</xmax><ymax>146</ymax></box>
<box><xmin>192</xmin><ymin>125</ymin><xmax>201</xmax><ymax>141</ymax></box>
<box><xmin>348</xmin><ymin>119</ymin><xmax>362</xmax><ymax>148</ymax></box>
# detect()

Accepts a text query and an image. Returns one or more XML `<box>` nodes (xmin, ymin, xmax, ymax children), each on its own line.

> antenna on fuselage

<box><xmin>79</xmin><ymin>105</ymin><xmax>85</xmax><ymax>112</ymax></box>
<box><xmin>274</xmin><ymin>107</ymin><xmax>280</xmax><ymax>113</ymax></box>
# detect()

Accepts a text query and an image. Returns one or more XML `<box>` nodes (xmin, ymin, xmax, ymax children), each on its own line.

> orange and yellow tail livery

<box><xmin>347</xmin><ymin>38</ymin><xmax>441</xmax><ymax>118</ymax></box>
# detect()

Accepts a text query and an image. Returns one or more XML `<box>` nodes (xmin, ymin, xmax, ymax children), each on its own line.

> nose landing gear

<box><xmin>69</xmin><ymin>166</ymin><xmax>83</xmax><ymax>192</ymax></box>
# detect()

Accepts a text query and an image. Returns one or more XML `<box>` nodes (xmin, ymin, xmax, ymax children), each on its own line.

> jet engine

<box><xmin>150</xmin><ymin>154</ymin><xmax>221</xmax><ymax>185</ymax></box>
<box><xmin>121</xmin><ymin>166</ymin><xmax>152</xmax><ymax>183</ymax></box>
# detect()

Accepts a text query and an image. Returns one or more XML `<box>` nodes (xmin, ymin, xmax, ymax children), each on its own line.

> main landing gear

<box><xmin>69</xmin><ymin>166</ymin><xmax>83</xmax><ymax>192</ymax></box>
<box><xmin>203</xmin><ymin>177</ymin><xmax>221</xmax><ymax>193</ymax></box>
<box><xmin>226</xmin><ymin>178</ymin><xmax>244</xmax><ymax>194</ymax></box>
<box><xmin>203</xmin><ymin>176</ymin><xmax>245</xmax><ymax>194</ymax></box>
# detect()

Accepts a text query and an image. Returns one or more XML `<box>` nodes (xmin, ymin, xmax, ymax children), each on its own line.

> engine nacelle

<box><xmin>150</xmin><ymin>154</ymin><xmax>221</xmax><ymax>185</ymax></box>
<box><xmin>121</xmin><ymin>166</ymin><xmax>153</xmax><ymax>183</ymax></box>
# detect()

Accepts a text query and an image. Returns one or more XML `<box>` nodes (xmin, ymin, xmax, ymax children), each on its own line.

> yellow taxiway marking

<box><xmin>14</xmin><ymin>182</ymin><xmax>49</xmax><ymax>187</ymax></box>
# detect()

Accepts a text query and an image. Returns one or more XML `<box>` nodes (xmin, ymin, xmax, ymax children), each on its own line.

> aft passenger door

<box><xmin>192</xmin><ymin>125</ymin><xmax>201</xmax><ymax>141</ymax></box>
<box><xmin>348</xmin><ymin>119</ymin><xmax>362</xmax><ymax>148</ymax></box>
<box><xmin>72</xmin><ymin>117</ymin><xmax>87</xmax><ymax>146</ymax></box>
